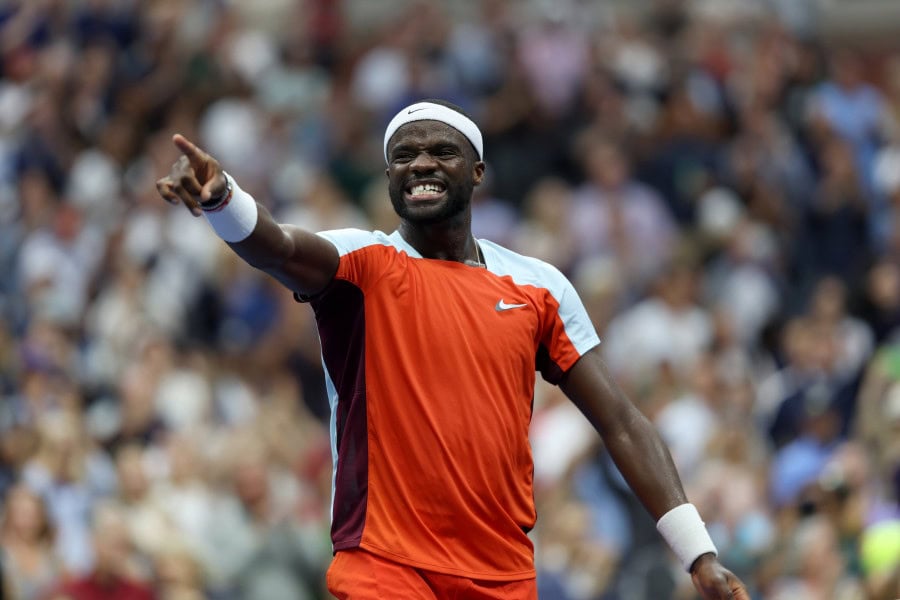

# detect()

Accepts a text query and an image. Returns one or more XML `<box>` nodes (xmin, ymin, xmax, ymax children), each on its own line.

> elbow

<box><xmin>602</xmin><ymin>403</ymin><xmax>656</xmax><ymax>445</ymax></box>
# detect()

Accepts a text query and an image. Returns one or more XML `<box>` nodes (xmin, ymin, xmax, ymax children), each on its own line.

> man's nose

<box><xmin>409</xmin><ymin>151</ymin><xmax>437</xmax><ymax>172</ymax></box>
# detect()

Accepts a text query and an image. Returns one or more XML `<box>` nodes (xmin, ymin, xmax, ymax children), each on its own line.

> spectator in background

<box><xmin>796</xmin><ymin>136</ymin><xmax>872</xmax><ymax>289</ymax></box>
<box><xmin>636</xmin><ymin>79</ymin><xmax>720</xmax><ymax>224</ymax></box>
<box><xmin>854</xmin><ymin>352</ymin><xmax>900</xmax><ymax>513</ymax></box>
<box><xmin>517</xmin><ymin>2</ymin><xmax>590</xmax><ymax>120</ymax></box>
<box><xmin>858</xmin><ymin>260</ymin><xmax>900</xmax><ymax>344</ymax></box>
<box><xmin>722</xmin><ymin>101</ymin><xmax>815</xmax><ymax>216</ymax></box>
<box><xmin>809</xmin><ymin>50</ymin><xmax>886</xmax><ymax>197</ymax></box>
<box><xmin>757</xmin><ymin>317</ymin><xmax>836</xmax><ymax>439</ymax></box>
<box><xmin>17</xmin><ymin>201</ymin><xmax>105</xmax><ymax>328</ymax></box>
<box><xmin>151</xmin><ymin>540</ymin><xmax>206</xmax><ymax>600</ymax></box>
<box><xmin>150</xmin><ymin>434</ymin><xmax>216</xmax><ymax>575</ymax></box>
<box><xmin>603</xmin><ymin>256</ymin><xmax>713</xmax><ymax>384</ymax></box>
<box><xmin>702</xmin><ymin>216</ymin><xmax>782</xmax><ymax>346</ymax></box>
<box><xmin>107</xmin><ymin>445</ymin><xmax>175</xmax><ymax>561</ymax></box>
<box><xmin>21</xmin><ymin>412</ymin><xmax>115</xmax><ymax>576</ymax></box>
<box><xmin>570</xmin><ymin>133</ymin><xmax>677</xmax><ymax>291</ymax></box>
<box><xmin>48</xmin><ymin>504</ymin><xmax>154</xmax><ymax>600</ymax></box>
<box><xmin>0</xmin><ymin>426</ymin><xmax>35</xmax><ymax>503</ymax></box>
<box><xmin>768</xmin><ymin>515</ymin><xmax>865</xmax><ymax>599</ymax></box>
<box><xmin>0</xmin><ymin>484</ymin><xmax>61</xmax><ymax>600</ymax></box>
<box><xmin>807</xmin><ymin>276</ymin><xmax>874</xmax><ymax>381</ymax></box>
<box><xmin>511</xmin><ymin>176</ymin><xmax>579</xmax><ymax>273</ymax></box>
<box><xmin>654</xmin><ymin>354</ymin><xmax>724</xmax><ymax>481</ymax></box>
<box><xmin>201</xmin><ymin>433</ymin><xmax>325</xmax><ymax>600</ymax></box>
<box><xmin>101</xmin><ymin>352</ymin><xmax>169</xmax><ymax>455</ymax></box>
<box><xmin>768</xmin><ymin>384</ymin><xmax>845</xmax><ymax>510</ymax></box>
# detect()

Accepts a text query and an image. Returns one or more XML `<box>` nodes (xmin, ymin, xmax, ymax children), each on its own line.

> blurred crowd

<box><xmin>1</xmin><ymin>0</ymin><xmax>899</xmax><ymax>598</ymax></box>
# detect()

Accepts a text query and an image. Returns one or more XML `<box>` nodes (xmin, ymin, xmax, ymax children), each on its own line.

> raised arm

<box><xmin>559</xmin><ymin>348</ymin><xmax>749</xmax><ymax>600</ymax></box>
<box><xmin>155</xmin><ymin>134</ymin><xmax>339</xmax><ymax>296</ymax></box>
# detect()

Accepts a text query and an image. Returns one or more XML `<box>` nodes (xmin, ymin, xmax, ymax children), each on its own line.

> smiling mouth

<box><xmin>405</xmin><ymin>181</ymin><xmax>447</xmax><ymax>202</ymax></box>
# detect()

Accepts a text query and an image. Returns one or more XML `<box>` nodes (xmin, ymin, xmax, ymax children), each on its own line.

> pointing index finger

<box><xmin>172</xmin><ymin>134</ymin><xmax>208</xmax><ymax>167</ymax></box>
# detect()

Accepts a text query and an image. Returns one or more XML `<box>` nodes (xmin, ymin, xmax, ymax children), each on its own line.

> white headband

<box><xmin>383</xmin><ymin>102</ymin><xmax>484</xmax><ymax>163</ymax></box>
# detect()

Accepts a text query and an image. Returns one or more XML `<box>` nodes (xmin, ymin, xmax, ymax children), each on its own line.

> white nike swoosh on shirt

<box><xmin>495</xmin><ymin>300</ymin><xmax>528</xmax><ymax>311</ymax></box>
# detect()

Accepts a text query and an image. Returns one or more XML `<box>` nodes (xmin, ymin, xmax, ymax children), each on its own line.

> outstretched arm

<box><xmin>559</xmin><ymin>348</ymin><xmax>749</xmax><ymax>600</ymax></box>
<box><xmin>155</xmin><ymin>134</ymin><xmax>339</xmax><ymax>296</ymax></box>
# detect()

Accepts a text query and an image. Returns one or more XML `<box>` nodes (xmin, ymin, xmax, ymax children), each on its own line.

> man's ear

<box><xmin>473</xmin><ymin>161</ymin><xmax>486</xmax><ymax>186</ymax></box>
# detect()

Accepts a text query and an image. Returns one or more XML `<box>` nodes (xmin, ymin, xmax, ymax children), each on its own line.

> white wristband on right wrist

<box><xmin>202</xmin><ymin>172</ymin><xmax>258</xmax><ymax>243</ymax></box>
<box><xmin>656</xmin><ymin>503</ymin><xmax>718</xmax><ymax>572</ymax></box>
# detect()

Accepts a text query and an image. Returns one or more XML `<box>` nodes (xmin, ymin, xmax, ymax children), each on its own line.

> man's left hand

<box><xmin>690</xmin><ymin>554</ymin><xmax>751</xmax><ymax>599</ymax></box>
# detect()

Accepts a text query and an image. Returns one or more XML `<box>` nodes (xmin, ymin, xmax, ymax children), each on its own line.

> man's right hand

<box><xmin>156</xmin><ymin>134</ymin><xmax>228</xmax><ymax>217</ymax></box>
<box><xmin>154</xmin><ymin>133</ymin><xmax>340</xmax><ymax>298</ymax></box>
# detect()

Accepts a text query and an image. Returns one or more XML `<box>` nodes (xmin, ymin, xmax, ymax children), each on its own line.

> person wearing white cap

<box><xmin>156</xmin><ymin>99</ymin><xmax>748</xmax><ymax>600</ymax></box>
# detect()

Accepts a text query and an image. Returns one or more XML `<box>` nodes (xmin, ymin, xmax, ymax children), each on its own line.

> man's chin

<box><xmin>395</xmin><ymin>201</ymin><xmax>462</xmax><ymax>224</ymax></box>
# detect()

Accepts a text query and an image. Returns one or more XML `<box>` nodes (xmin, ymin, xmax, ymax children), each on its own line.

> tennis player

<box><xmin>156</xmin><ymin>100</ymin><xmax>749</xmax><ymax>599</ymax></box>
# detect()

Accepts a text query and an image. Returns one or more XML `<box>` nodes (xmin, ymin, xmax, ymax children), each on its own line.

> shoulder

<box><xmin>315</xmin><ymin>228</ymin><xmax>397</xmax><ymax>257</ymax></box>
<box><xmin>481</xmin><ymin>239</ymin><xmax>572</xmax><ymax>293</ymax></box>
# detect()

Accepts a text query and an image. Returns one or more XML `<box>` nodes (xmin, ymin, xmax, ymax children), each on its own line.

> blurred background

<box><xmin>1</xmin><ymin>0</ymin><xmax>899</xmax><ymax>598</ymax></box>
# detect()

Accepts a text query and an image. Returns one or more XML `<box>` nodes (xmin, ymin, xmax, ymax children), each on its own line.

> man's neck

<box><xmin>398</xmin><ymin>217</ymin><xmax>478</xmax><ymax>264</ymax></box>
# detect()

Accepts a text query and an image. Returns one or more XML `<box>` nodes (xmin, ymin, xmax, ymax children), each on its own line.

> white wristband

<box><xmin>656</xmin><ymin>503</ymin><xmax>718</xmax><ymax>572</ymax></box>
<box><xmin>203</xmin><ymin>172</ymin><xmax>258</xmax><ymax>242</ymax></box>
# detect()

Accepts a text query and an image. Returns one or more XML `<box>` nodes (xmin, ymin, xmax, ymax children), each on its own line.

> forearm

<box><xmin>605</xmin><ymin>412</ymin><xmax>720</xmax><ymax>572</ymax></box>
<box><xmin>561</xmin><ymin>352</ymin><xmax>687</xmax><ymax>517</ymax></box>
<box><xmin>204</xmin><ymin>174</ymin><xmax>337</xmax><ymax>295</ymax></box>
<box><xmin>224</xmin><ymin>201</ymin><xmax>293</xmax><ymax>271</ymax></box>
<box><xmin>600</xmin><ymin>406</ymin><xmax>687</xmax><ymax>519</ymax></box>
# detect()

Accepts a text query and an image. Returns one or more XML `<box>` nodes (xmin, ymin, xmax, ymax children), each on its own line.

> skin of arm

<box><xmin>227</xmin><ymin>216</ymin><xmax>339</xmax><ymax>297</ymax></box>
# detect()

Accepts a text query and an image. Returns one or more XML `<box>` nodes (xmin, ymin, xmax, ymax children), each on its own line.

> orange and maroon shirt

<box><xmin>308</xmin><ymin>229</ymin><xmax>600</xmax><ymax>580</ymax></box>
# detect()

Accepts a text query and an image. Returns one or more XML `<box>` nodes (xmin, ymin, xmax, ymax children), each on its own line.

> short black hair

<box><xmin>418</xmin><ymin>98</ymin><xmax>472</xmax><ymax>119</ymax></box>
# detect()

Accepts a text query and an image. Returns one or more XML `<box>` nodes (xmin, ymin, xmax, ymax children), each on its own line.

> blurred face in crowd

<box><xmin>524</xmin><ymin>177</ymin><xmax>572</xmax><ymax>230</ymax></box>
<box><xmin>782</xmin><ymin>318</ymin><xmax>838</xmax><ymax>373</ymax></box>
<box><xmin>92</xmin><ymin>510</ymin><xmax>132</xmax><ymax>576</ymax></box>
<box><xmin>656</xmin><ymin>263</ymin><xmax>698</xmax><ymax>310</ymax></box>
<box><xmin>867</xmin><ymin>261</ymin><xmax>900</xmax><ymax>310</ymax></box>
<box><xmin>584</xmin><ymin>139</ymin><xmax>629</xmax><ymax>189</ymax></box>
<box><xmin>386</xmin><ymin>121</ymin><xmax>484</xmax><ymax>225</ymax></box>
<box><xmin>820</xmin><ymin>138</ymin><xmax>857</xmax><ymax>187</ymax></box>
<box><xmin>37</xmin><ymin>413</ymin><xmax>85</xmax><ymax>482</ymax></box>
<box><xmin>19</xmin><ymin>169</ymin><xmax>57</xmax><ymax>230</ymax></box>
<box><xmin>809</xmin><ymin>277</ymin><xmax>848</xmax><ymax>323</ymax></box>
<box><xmin>796</xmin><ymin>517</ymin><xmax>845</xmax><ymax>584</ymax></box>
<box><xmin>154</xmin><ymin>547</ymin><xmax>204</xmax><ymax>597</ymax></box>
<box><xmin>234</xmin><ymin>456</ymin><xmax>270</xmax><ymax>512</ymax></box>
<box><xmin>831</xmin><ymin>51</ymin><xmax>864</xmax><ymax>90</ymax></box>
<box><xmin>115</xmin><ymin>446</ymin><xmax>149</xmax><ymax>503</ymax></box>
<box><xmin>2</xmin><ymin>485</ymin><xmax>51</xmax><ymax>543</ymax></box>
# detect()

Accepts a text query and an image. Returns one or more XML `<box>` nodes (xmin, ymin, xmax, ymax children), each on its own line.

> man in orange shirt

<box><xmin>156</xmin><ymin>100</ymin><xmax>749</xmax><ymax>599</ymax></box>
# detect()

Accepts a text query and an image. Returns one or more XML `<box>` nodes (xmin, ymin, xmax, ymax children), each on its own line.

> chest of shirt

<box><xmin>363</xmin><ymin>259</ymin><xmax>545</xmax><ymax>370</ymax></box>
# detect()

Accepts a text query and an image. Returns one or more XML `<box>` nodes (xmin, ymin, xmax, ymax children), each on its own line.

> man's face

<box><xmin>386</xmin><ymin>121</ymin><xmax>485</xmax><ymax>224</ymax></box>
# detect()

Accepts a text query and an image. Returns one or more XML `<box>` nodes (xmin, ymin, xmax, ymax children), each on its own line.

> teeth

<box><xmin>411</xmin><ymin>184</ymin><xmax>442</xmax><ymax>195</ymax></box>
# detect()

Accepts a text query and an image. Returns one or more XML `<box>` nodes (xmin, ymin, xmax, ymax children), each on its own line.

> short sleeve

<box><xmin>535</xmin><ymin>270</ymin><xmax>600</xmax><ymax>384</ymax></box>
<box><xmin>313</xmin><ymin>228</ymin><xmax>396</xmax><ymax>292</ymax></box>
